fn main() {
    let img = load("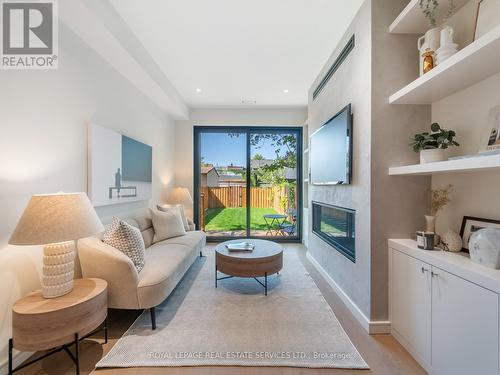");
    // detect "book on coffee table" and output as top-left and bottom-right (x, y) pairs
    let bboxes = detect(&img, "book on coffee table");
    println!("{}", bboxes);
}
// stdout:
(225, 242), (255, 252)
